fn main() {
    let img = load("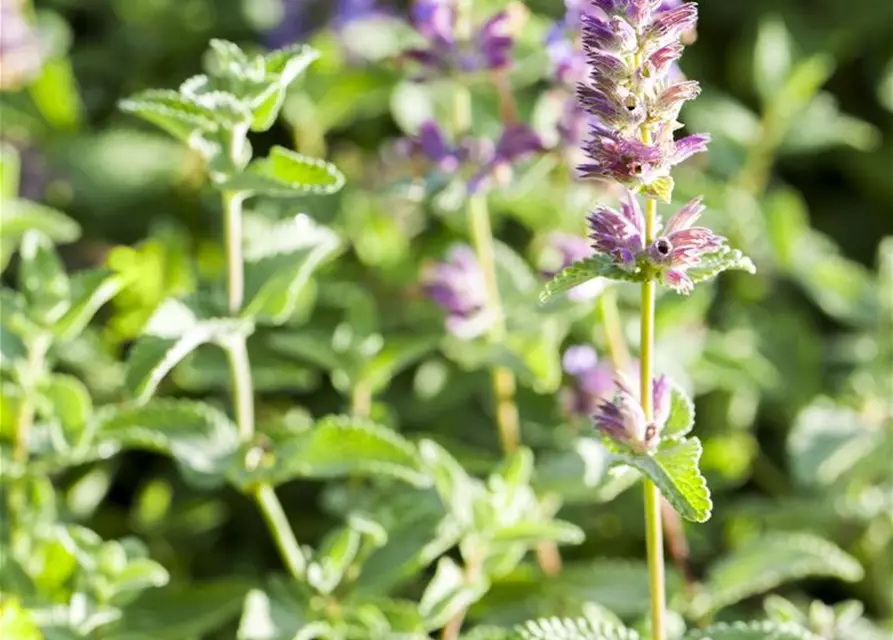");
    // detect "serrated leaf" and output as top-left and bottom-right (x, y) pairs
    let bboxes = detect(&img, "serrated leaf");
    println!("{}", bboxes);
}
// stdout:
(95, 400), (239, 488)
(223, 146), (345, 196)
(259, 416), (430, 488)
(125, 300), (253, 404)
(516, 617), (641, 640)
(0, 199), (80, 272)
(18, 231), (70, 320)
(787, 399), (880, 487)
(686, 247), (756, 285)
(613, 437), (712, 523)
(540, 255), (639, 303)
(685, 621), (820, 640)
(242, 214), (341, 324)
(491, 520), (585, 546)
(306, 526), (362, 595)
(41, 373), (92, 442)
(53, 269), (125, 341)
(418, 439), (483, 529)
(419, 557), (489, 630)
(113, 579), (250, 640)
(119, 89), (220, 140)
(690, 533), (865, 618)
(265, 44), (319, 88)
(662, 381), (695, 439)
